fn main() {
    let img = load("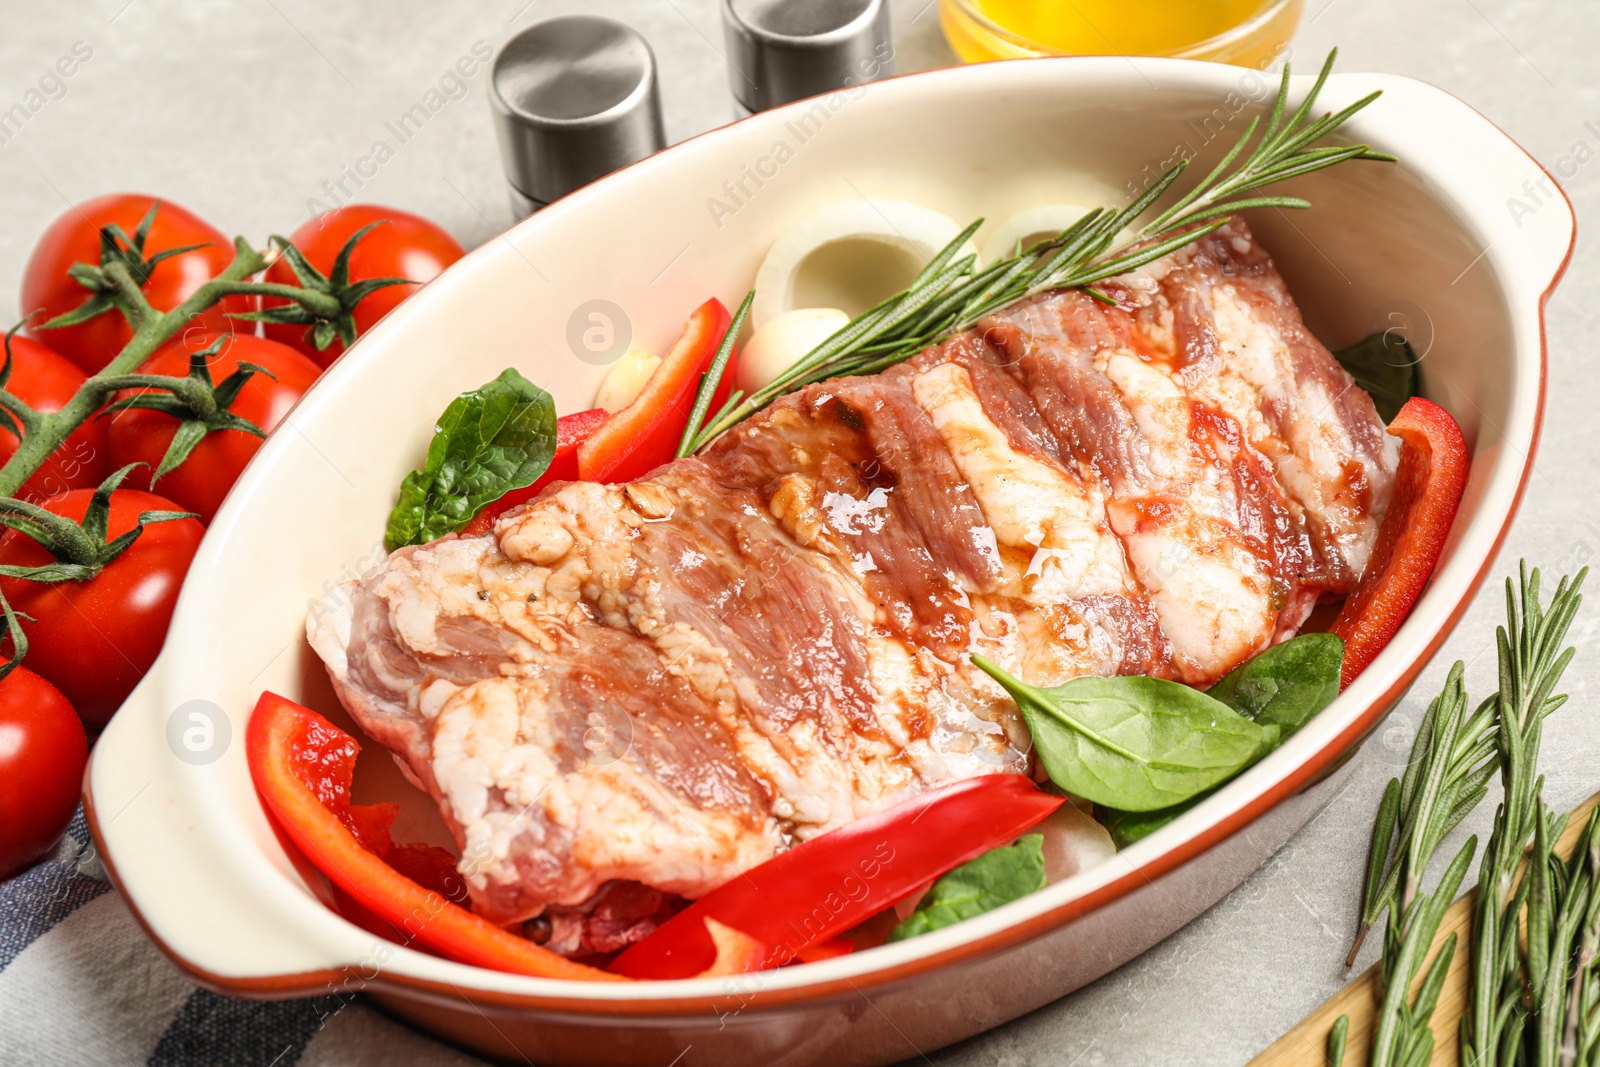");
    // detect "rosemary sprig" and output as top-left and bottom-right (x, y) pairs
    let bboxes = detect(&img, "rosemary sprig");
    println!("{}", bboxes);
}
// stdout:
(678, 48), (1393, 455)
(1462, 564), (1587, 1067)
(1350, 660), (1483, 1066)
(1372, 838), (1476, 1067)
(675, 290), (753, 459)
(1348, 666), (1498, 966)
